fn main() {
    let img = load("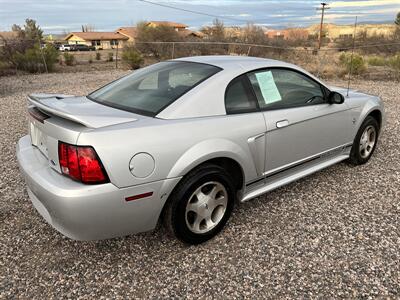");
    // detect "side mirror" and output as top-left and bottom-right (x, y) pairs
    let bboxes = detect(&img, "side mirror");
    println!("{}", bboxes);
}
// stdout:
(328, 91), (345, 104)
